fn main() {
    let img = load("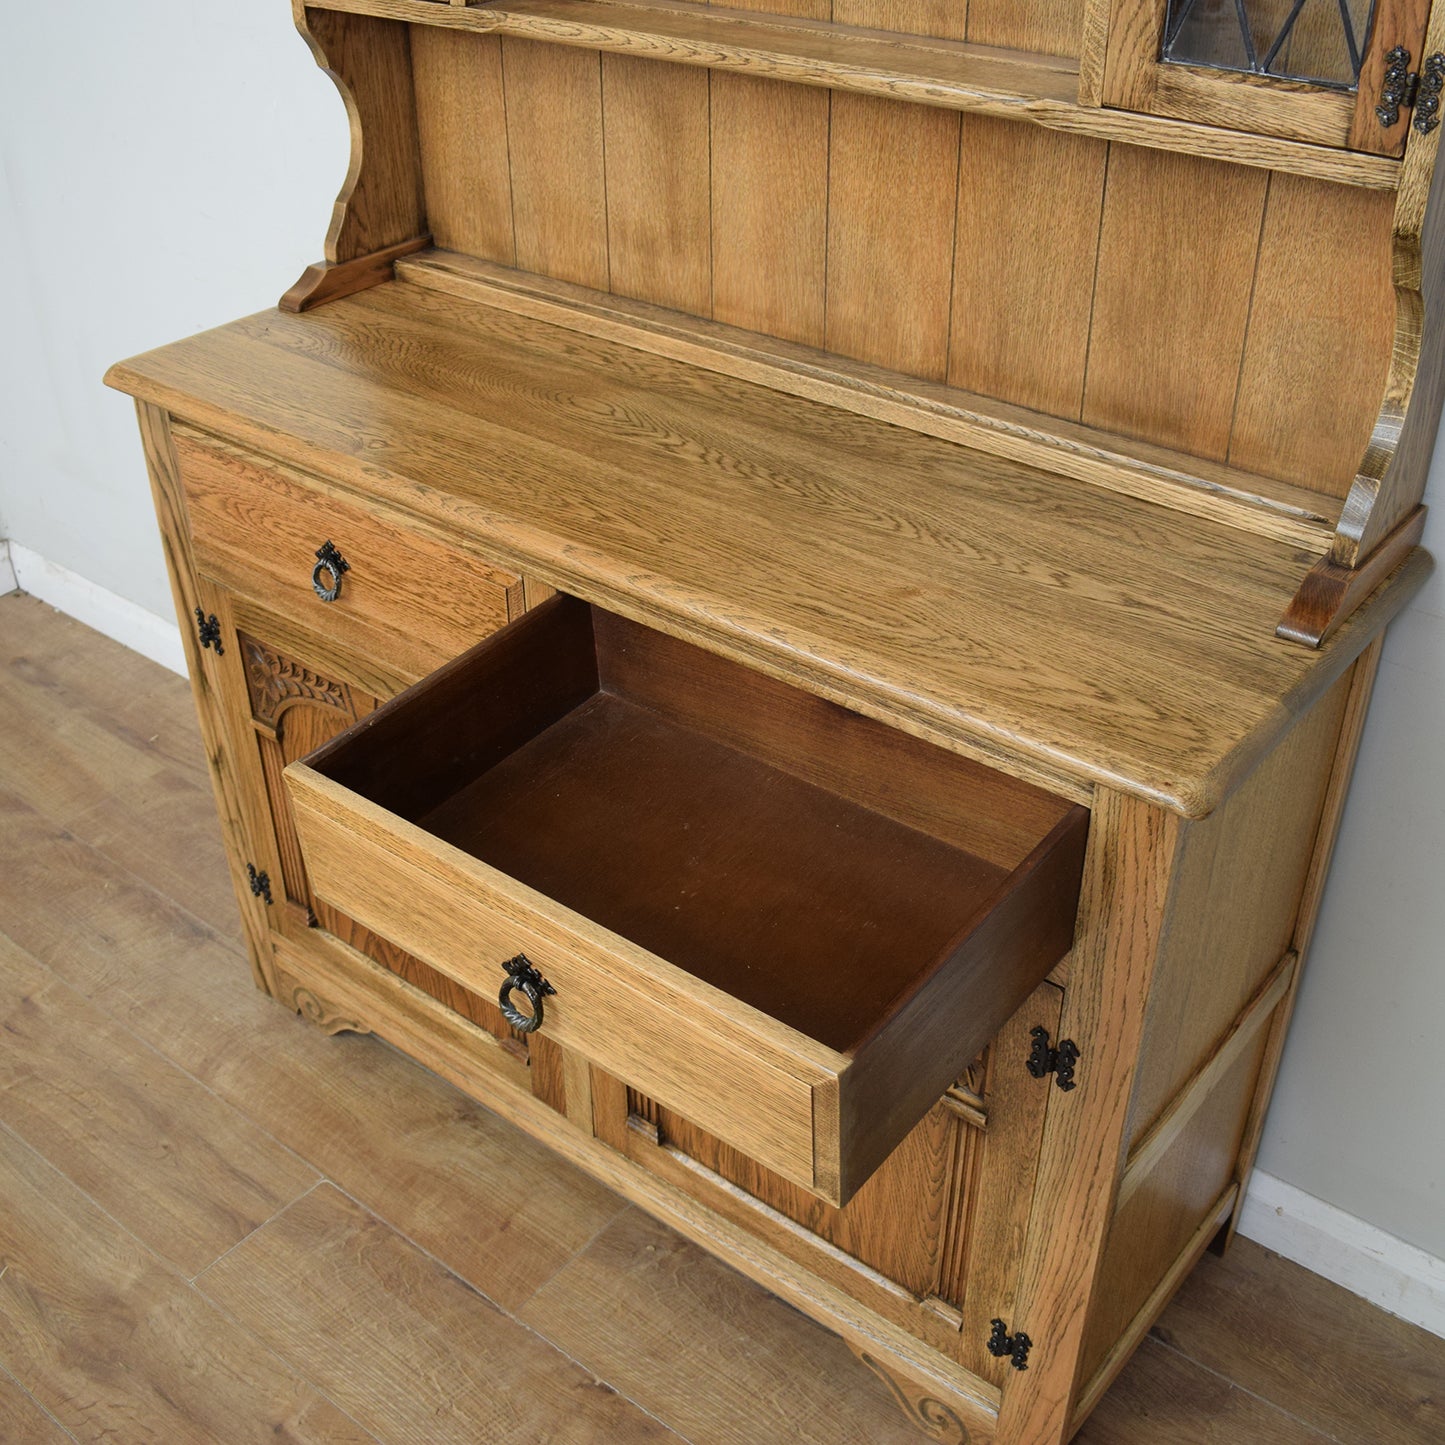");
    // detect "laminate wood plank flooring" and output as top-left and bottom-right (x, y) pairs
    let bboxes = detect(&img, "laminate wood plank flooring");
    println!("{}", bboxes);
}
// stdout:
(1, 589), (1442, 1444)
